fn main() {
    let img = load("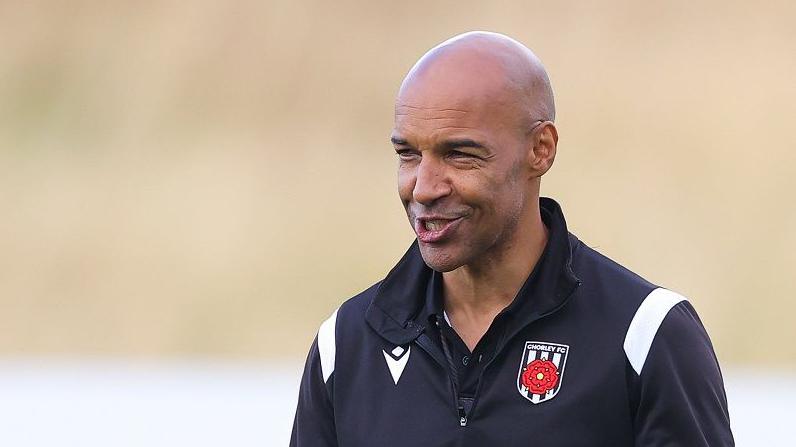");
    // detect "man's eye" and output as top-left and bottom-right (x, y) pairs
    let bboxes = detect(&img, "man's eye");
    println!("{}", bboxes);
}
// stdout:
(448, 150), (477, 159)
(396, 150), (419, 160)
